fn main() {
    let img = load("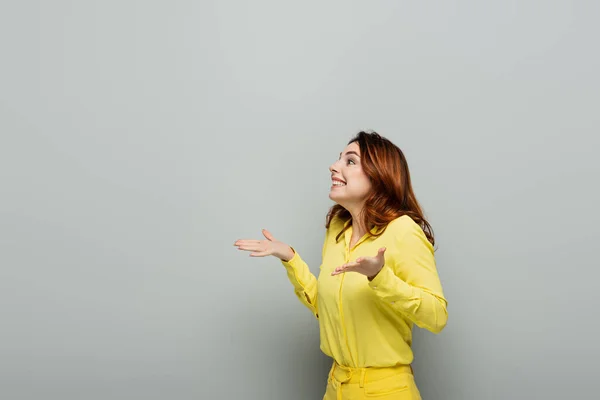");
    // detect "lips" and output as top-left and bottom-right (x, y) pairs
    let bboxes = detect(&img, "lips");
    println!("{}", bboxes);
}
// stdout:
(331, 177), (346, 186)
